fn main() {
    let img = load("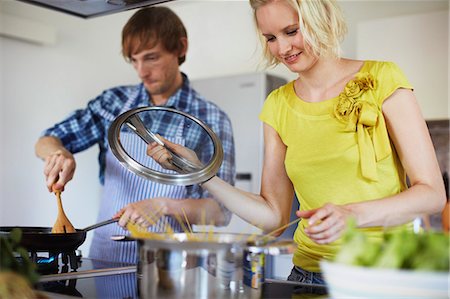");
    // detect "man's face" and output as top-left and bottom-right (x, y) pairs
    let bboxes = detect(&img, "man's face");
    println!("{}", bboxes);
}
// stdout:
(130, 41), (182, 100)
